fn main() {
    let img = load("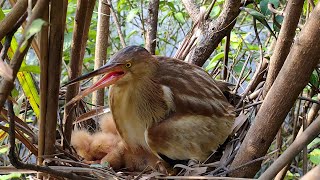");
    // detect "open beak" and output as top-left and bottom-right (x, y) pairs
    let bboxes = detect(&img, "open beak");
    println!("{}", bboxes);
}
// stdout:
(64, 63), (125, 106)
